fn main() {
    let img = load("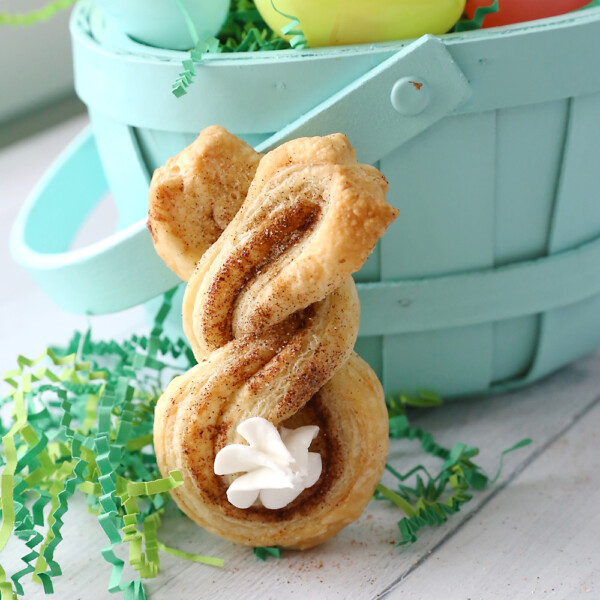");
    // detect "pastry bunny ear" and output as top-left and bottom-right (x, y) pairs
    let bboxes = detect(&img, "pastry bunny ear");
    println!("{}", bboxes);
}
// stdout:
(148, 125), (262, 282)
